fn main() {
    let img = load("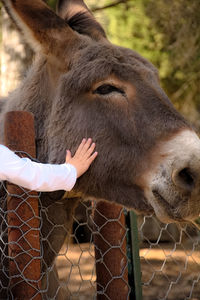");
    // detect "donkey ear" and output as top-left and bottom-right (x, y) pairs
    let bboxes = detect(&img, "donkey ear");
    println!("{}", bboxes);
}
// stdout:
(57, 0), (107, 41)
(2, 0), (80, 55)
